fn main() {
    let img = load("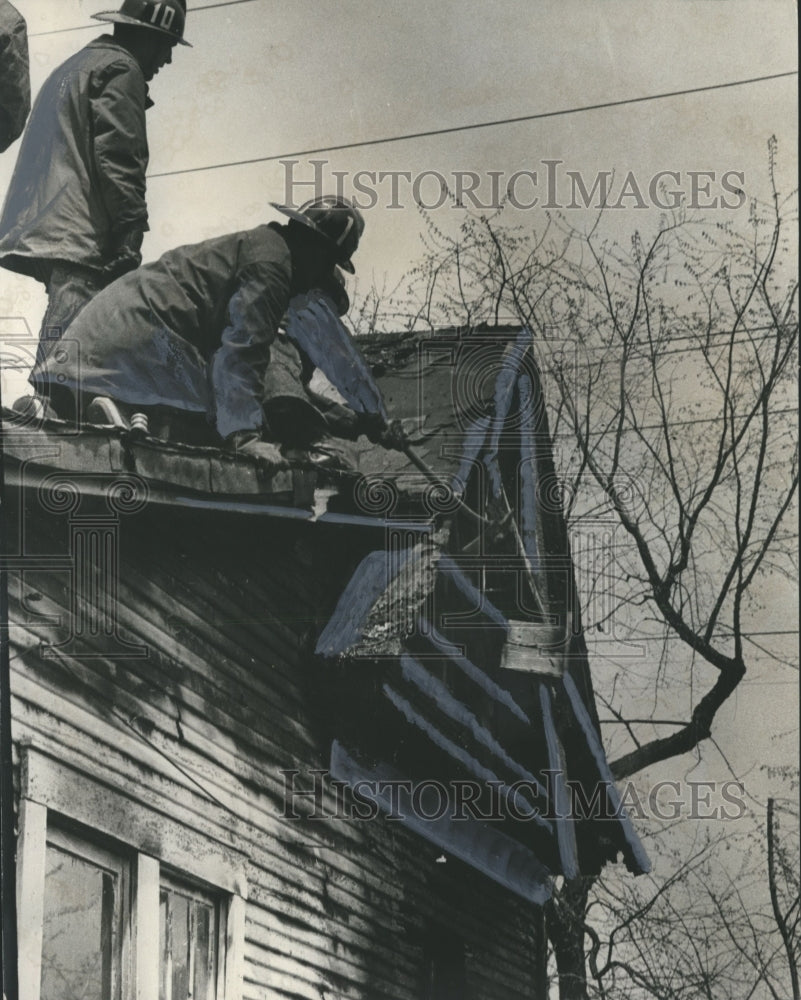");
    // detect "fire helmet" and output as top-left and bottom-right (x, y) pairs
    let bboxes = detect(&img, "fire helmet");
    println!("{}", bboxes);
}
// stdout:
(92, 0), (191, 47)
(271, 196), (365, 274)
